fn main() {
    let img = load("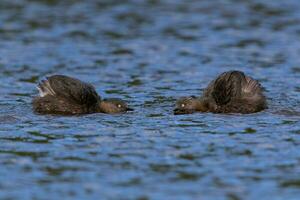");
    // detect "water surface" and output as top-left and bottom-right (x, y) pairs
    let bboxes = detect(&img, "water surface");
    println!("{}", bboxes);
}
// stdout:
(0, 0), (300, 199)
